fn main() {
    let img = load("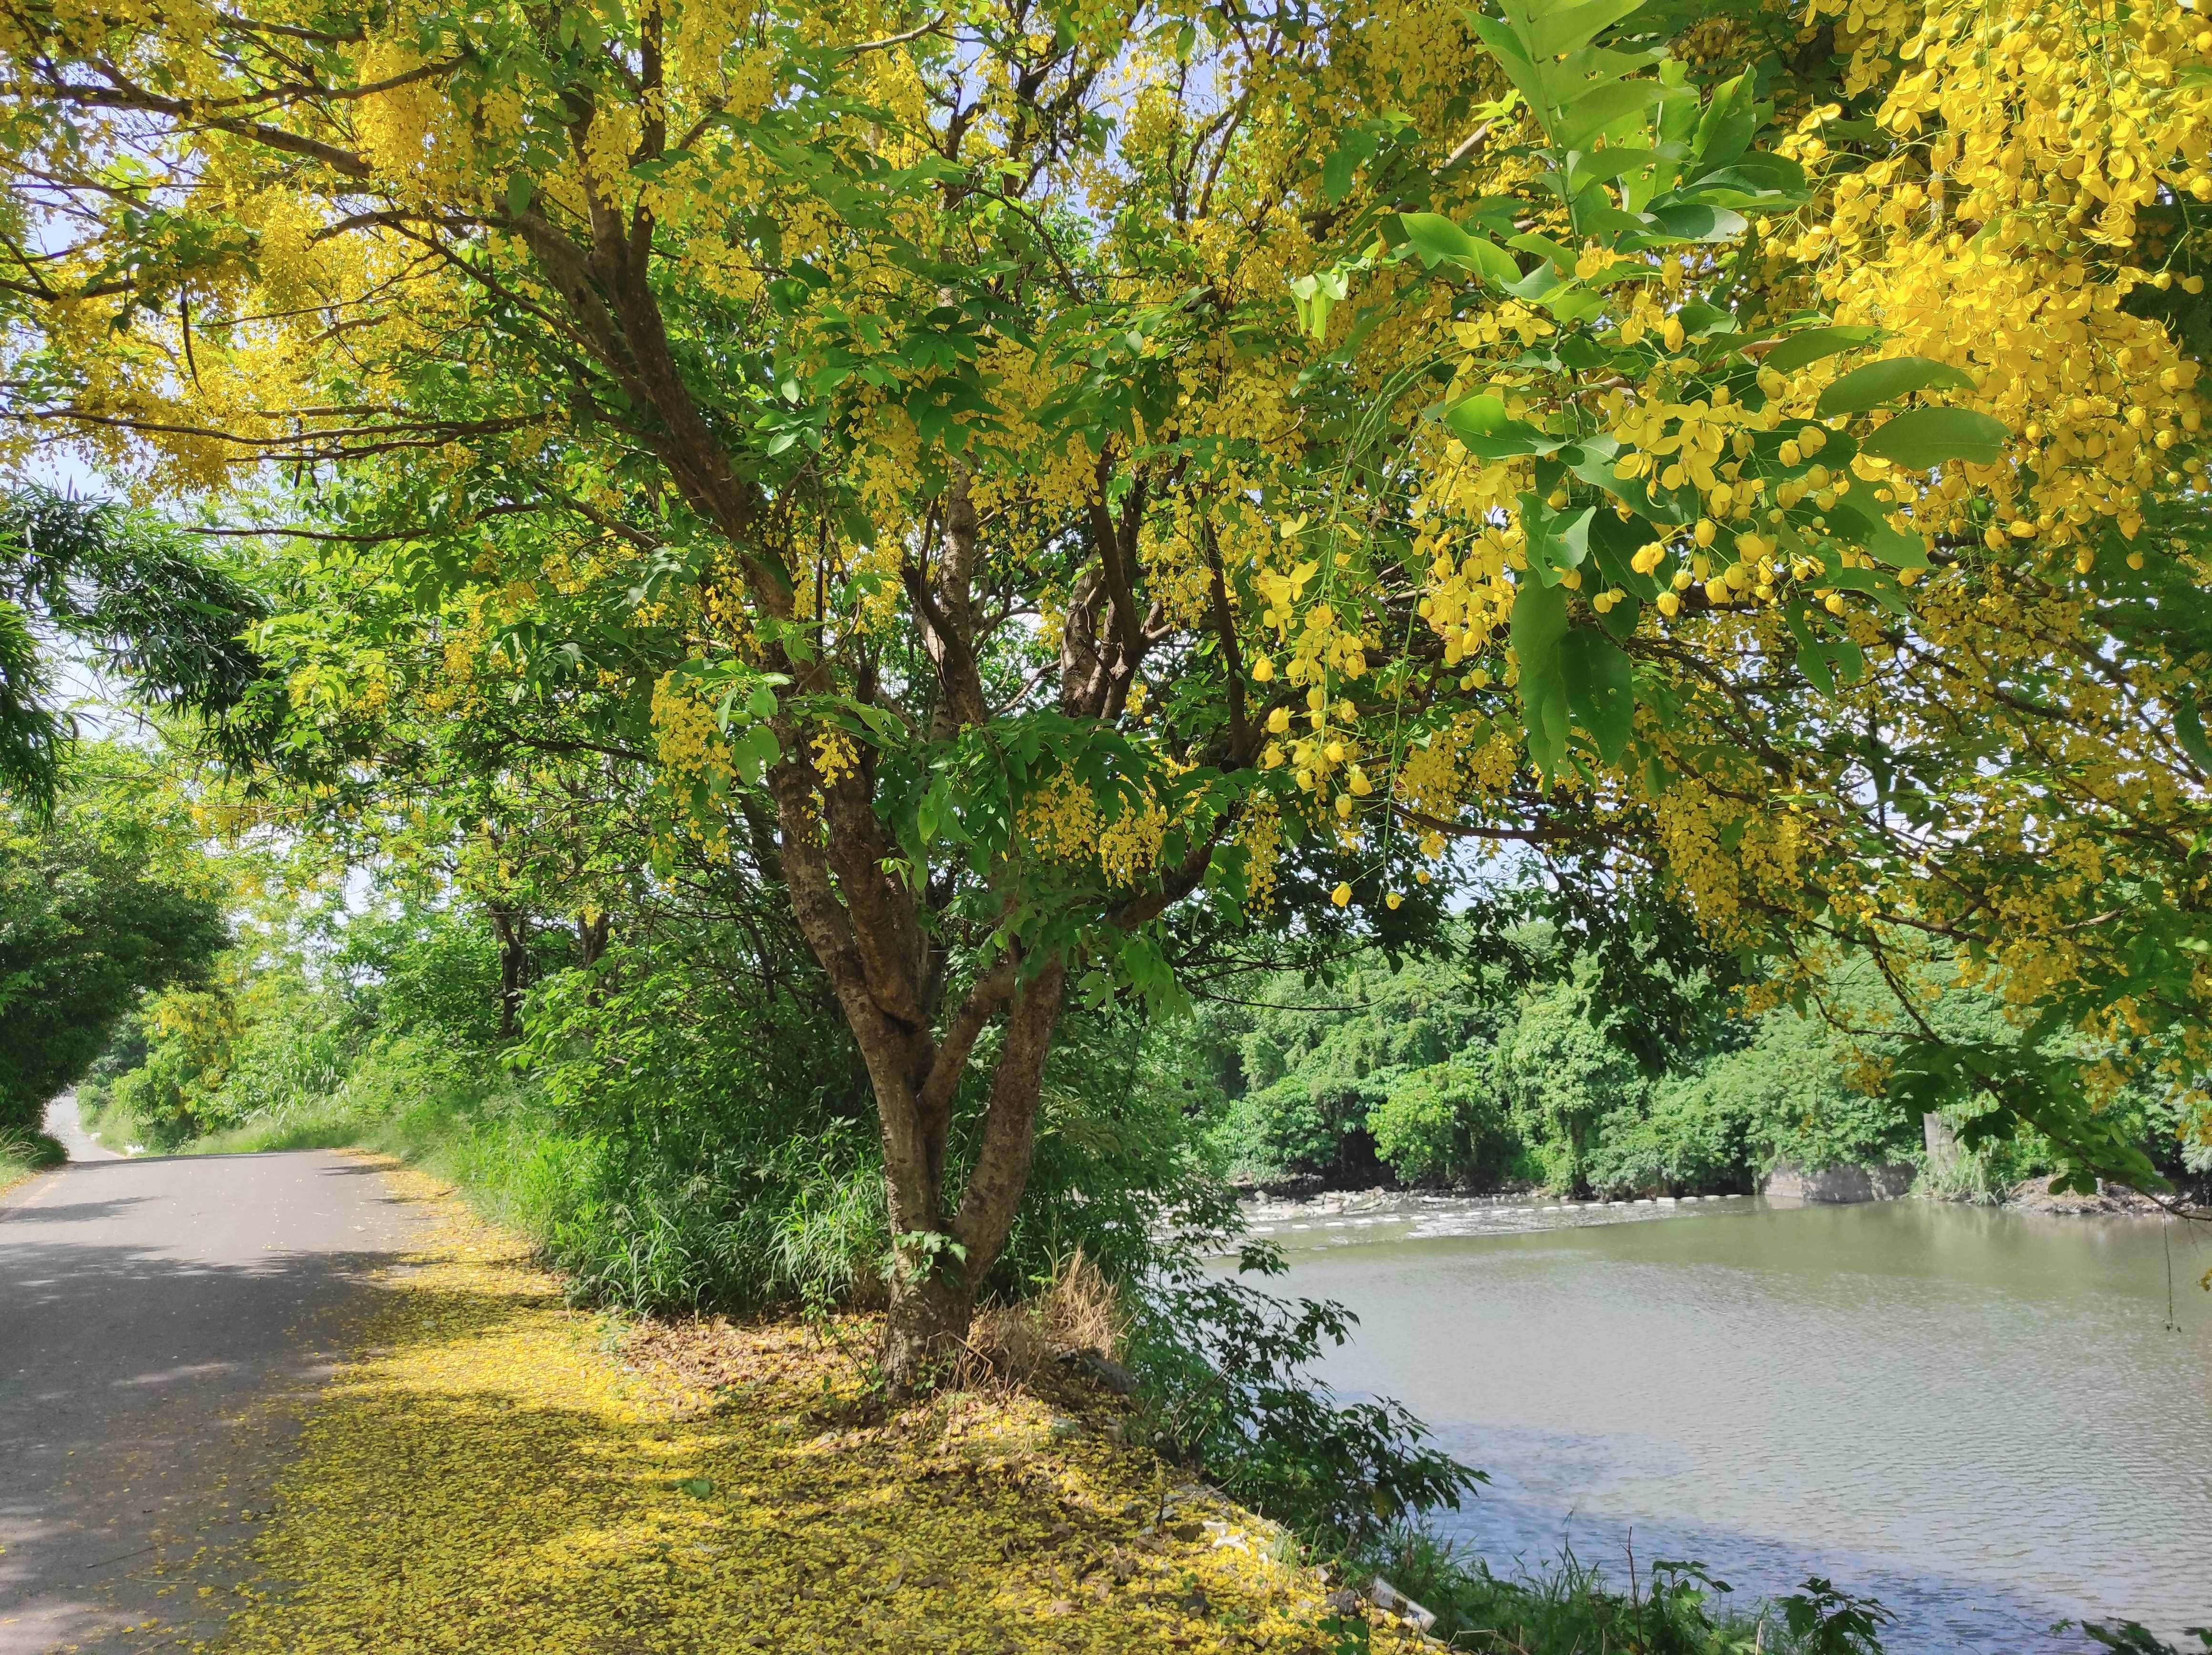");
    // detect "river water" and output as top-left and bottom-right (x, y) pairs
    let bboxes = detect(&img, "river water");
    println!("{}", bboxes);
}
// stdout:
(1240, 1192), (2212, 1652)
